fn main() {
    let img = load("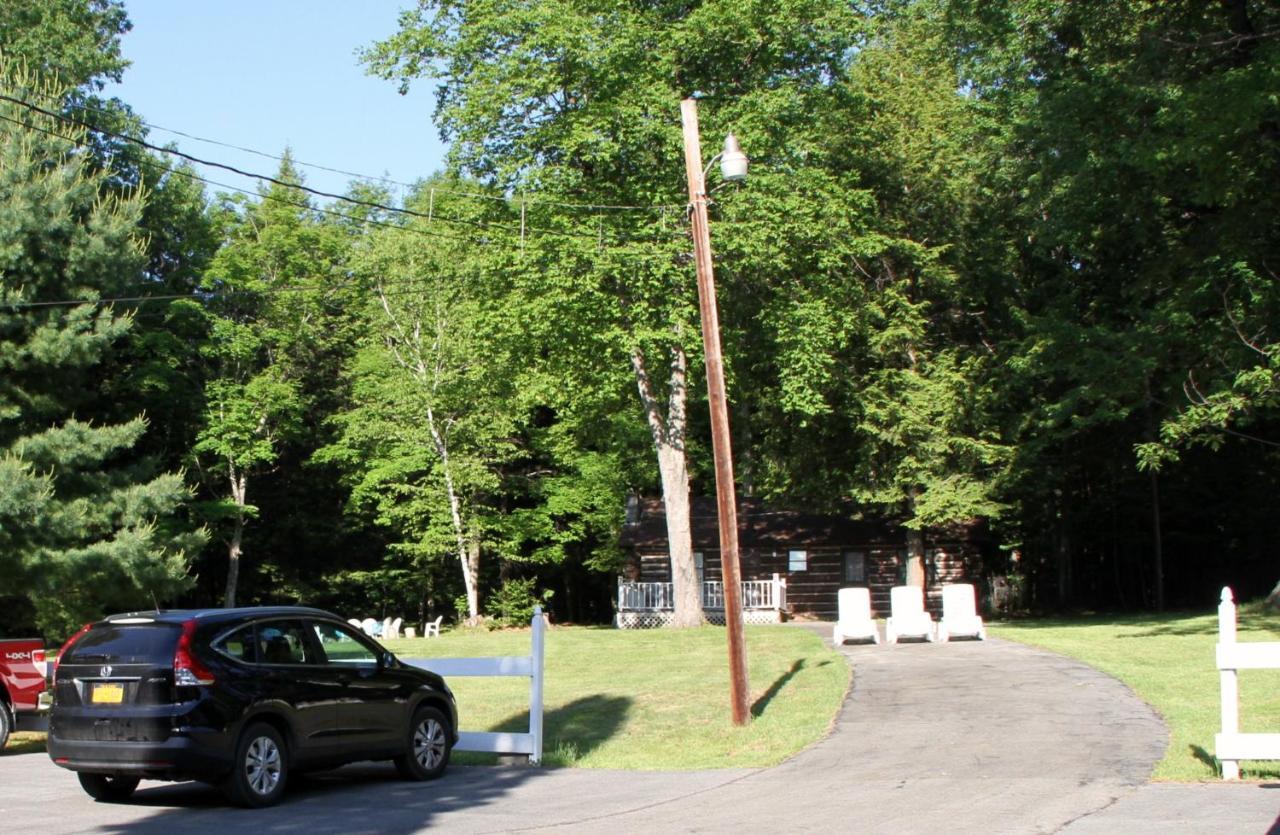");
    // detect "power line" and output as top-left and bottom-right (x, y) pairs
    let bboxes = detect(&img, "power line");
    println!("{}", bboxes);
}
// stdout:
(42, 89), (683, 214)
(0, 91), (646, 244)
(0, 101), (691, 312)
(0, 108), (505, 250)
(0, 139), (684, 312)
(0, 103), (691, 261)
(0, 260), (647, 313)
